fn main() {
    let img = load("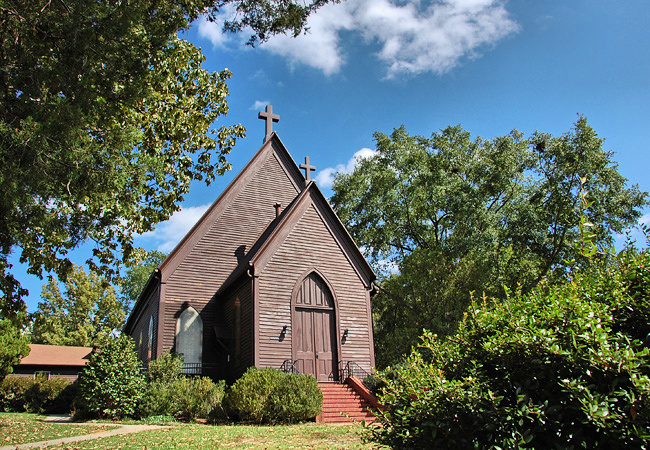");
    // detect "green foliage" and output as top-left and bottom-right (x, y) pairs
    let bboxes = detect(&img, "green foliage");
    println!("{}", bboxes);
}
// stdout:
(146, 350), (183, 383)
(213, 0), (339, 46)
(175, 377), (227, 422)
(31, 265), (128, 347)
(0, 0), (246, 318)
(118, 250), (167, 308)
(139, 376), (226, 422)
(331, 118), (648, 367)
(139, 351), (225, 422)
(267, 372), (323, 424)
(371, 250), (650, 449)
(226, 367), (322, 424)
(0, 319), (30, 379)
(0, 376), (76, 414)
(75, 335), (143, 420)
